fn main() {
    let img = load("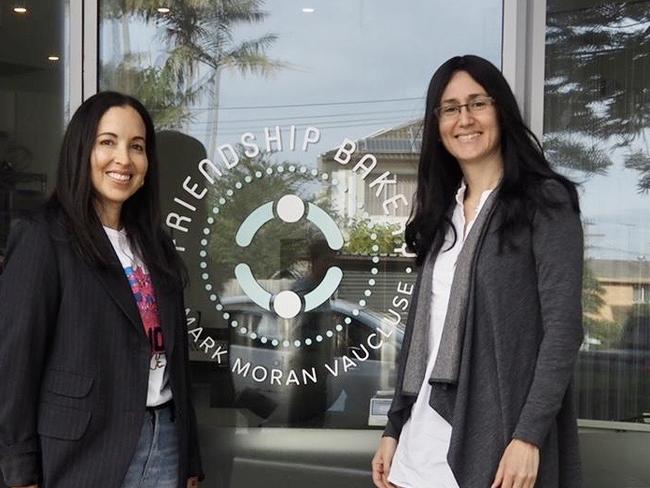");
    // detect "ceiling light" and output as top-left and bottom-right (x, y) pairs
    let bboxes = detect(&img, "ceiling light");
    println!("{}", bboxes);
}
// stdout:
(157, 7), (171, 13)
(48, 56), (60, 61)
(302, 7), (315, 13)
(13, 7), (28, 14)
